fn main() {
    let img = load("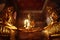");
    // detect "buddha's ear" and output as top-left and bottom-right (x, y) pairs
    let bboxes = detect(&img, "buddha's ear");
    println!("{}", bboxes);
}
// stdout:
(13, 11), (17, 20)
(0, 3), (5, 12)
